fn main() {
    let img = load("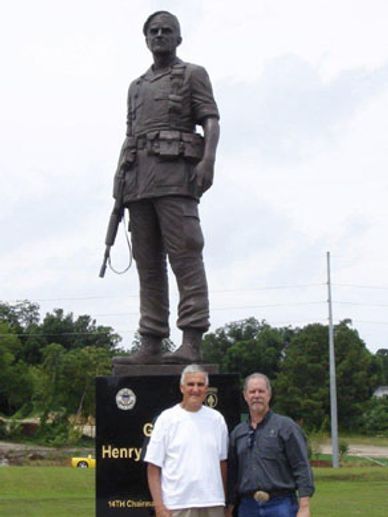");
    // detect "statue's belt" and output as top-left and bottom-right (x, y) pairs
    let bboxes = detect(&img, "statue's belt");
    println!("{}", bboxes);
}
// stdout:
(129, 131), (204, 161)
(247, 489), (295, 503)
